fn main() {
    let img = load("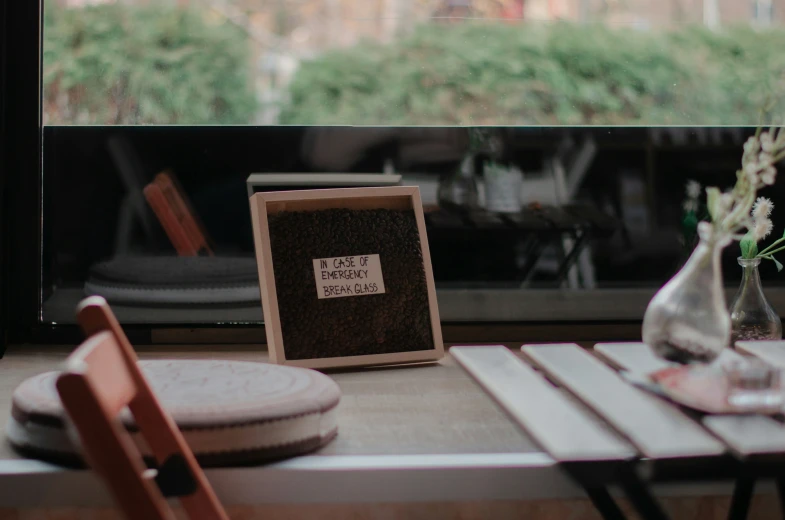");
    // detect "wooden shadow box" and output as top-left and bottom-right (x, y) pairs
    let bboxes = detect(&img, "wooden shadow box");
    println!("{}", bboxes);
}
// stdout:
(250, 187), (444, 369)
